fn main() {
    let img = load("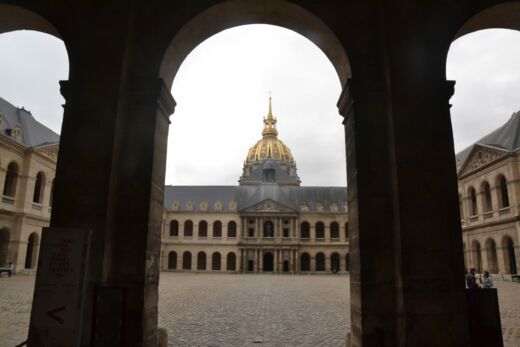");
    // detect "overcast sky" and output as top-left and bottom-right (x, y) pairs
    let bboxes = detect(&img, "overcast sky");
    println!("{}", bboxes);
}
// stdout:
(0, 26), (519, 186)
